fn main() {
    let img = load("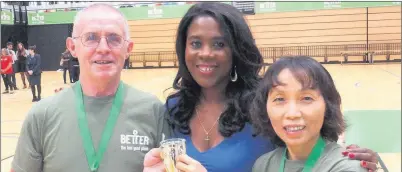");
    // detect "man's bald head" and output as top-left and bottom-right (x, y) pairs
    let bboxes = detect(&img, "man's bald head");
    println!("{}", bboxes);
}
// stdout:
(72, 3), (130, 39)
